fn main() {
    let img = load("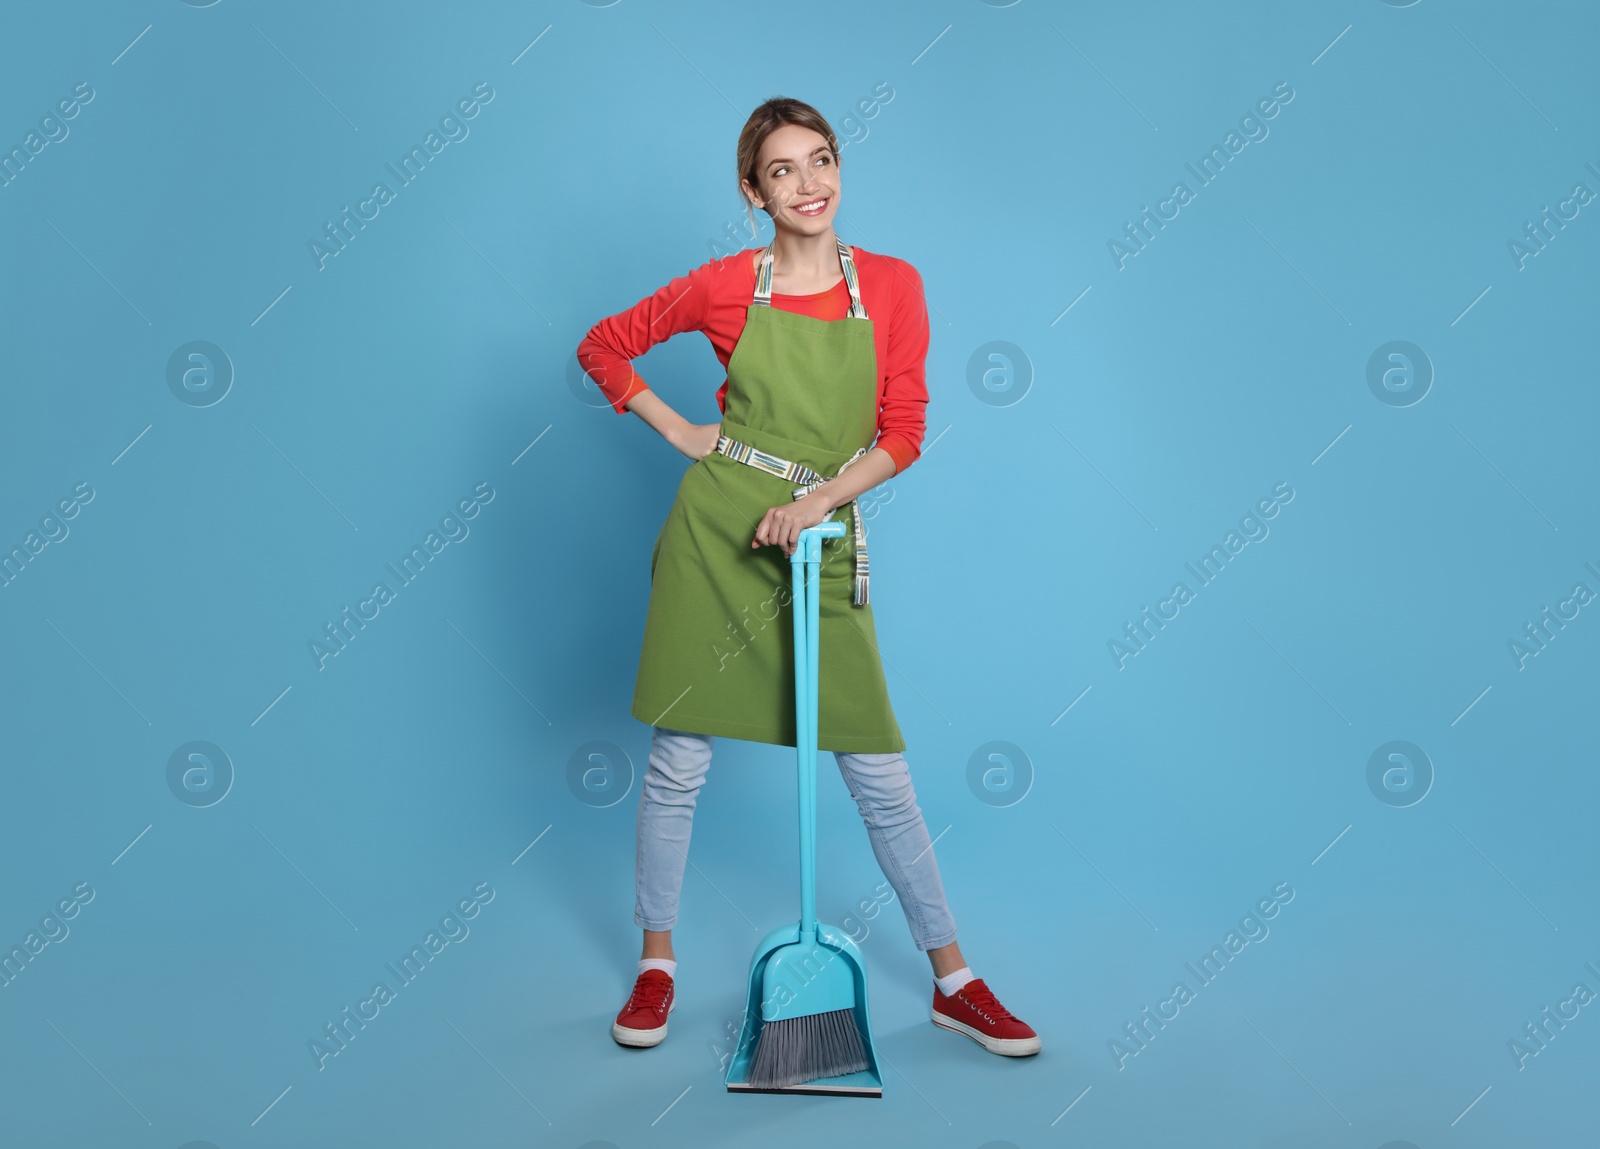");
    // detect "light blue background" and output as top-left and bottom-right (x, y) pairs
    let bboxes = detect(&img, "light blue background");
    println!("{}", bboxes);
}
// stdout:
(1, 1), (1596, 1147)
